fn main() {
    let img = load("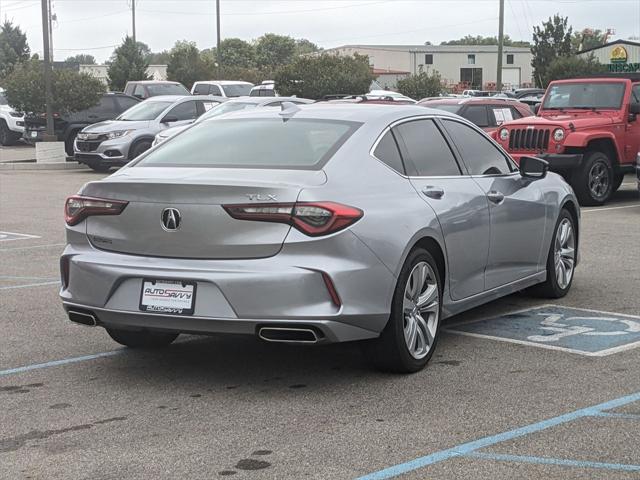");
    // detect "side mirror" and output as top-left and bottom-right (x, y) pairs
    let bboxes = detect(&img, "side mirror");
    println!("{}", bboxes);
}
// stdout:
(629, 103), (640, 122)
(162, 115), (179, 123)
(133, 94), (144, 99)
(533, 103), (541, 115)
(520, 156), (549, 179)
